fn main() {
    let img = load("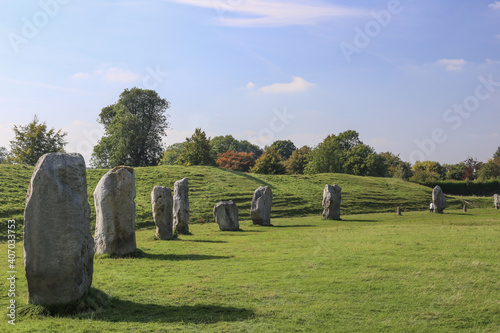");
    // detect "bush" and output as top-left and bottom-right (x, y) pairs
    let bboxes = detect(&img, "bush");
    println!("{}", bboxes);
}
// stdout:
(416, 180), (500, 196)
